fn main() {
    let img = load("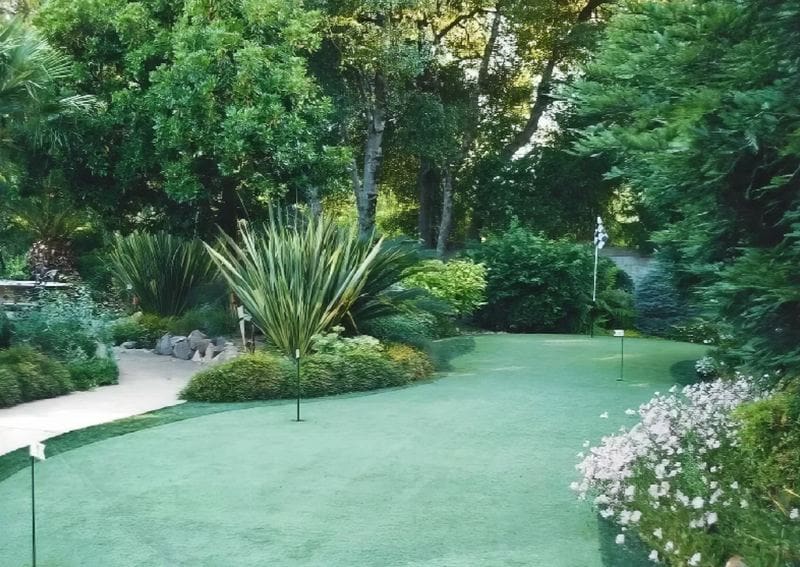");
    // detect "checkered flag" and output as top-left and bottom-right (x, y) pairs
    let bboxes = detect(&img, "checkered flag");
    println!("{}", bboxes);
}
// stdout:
(593, 216), (608, 250)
